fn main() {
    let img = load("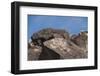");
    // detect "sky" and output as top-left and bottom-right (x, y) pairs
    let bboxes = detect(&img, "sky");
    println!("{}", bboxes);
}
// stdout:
(28, 15), (88, 39)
